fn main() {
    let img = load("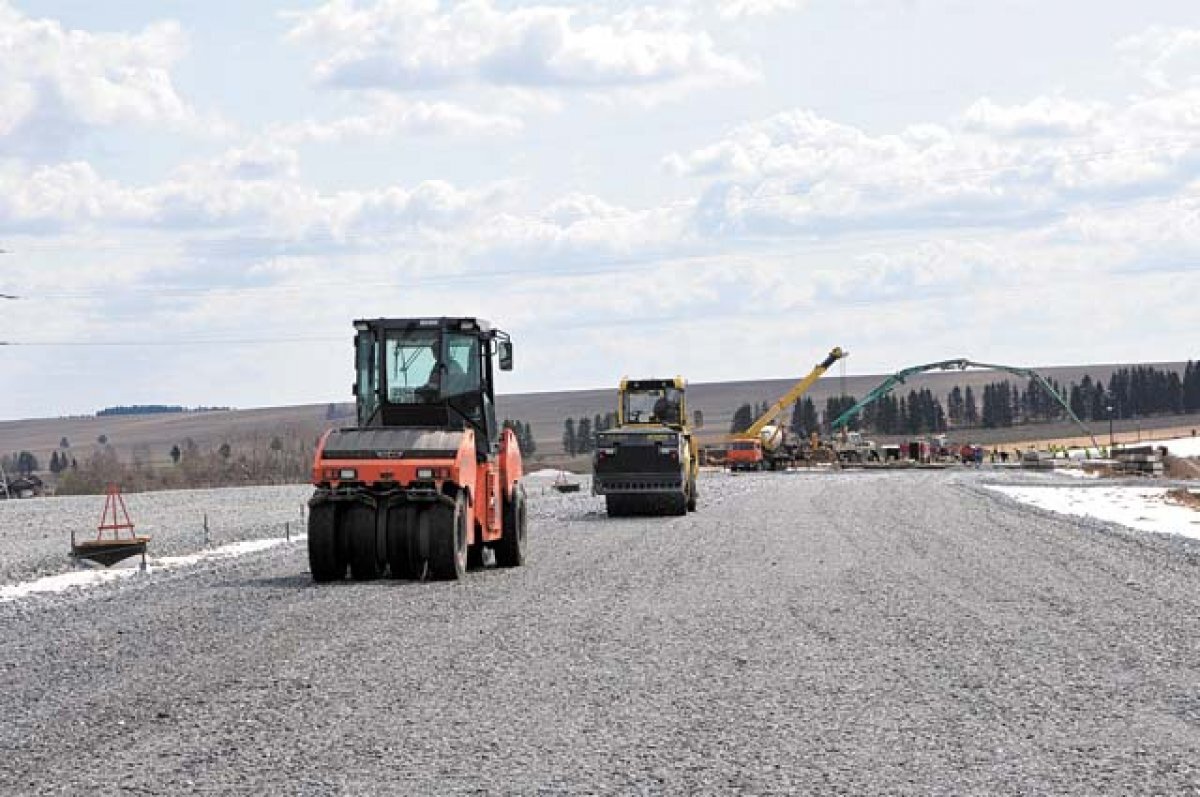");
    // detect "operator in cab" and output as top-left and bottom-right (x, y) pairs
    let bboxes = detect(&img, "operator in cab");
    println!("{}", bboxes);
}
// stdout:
(653, 391), (681, 425)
